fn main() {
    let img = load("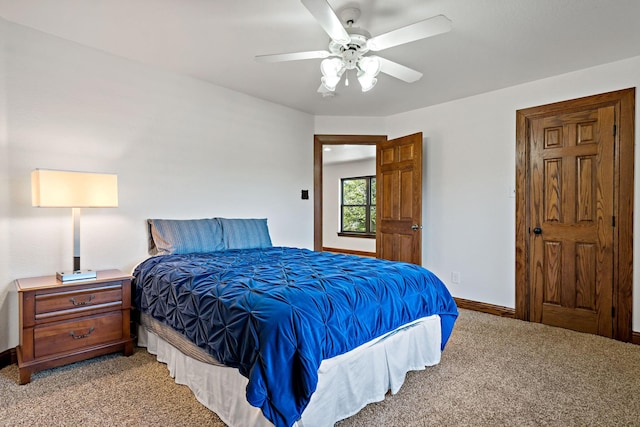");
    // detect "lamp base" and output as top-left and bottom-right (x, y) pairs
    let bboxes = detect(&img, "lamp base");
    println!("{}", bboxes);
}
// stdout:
(56, 270), (97, 282)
